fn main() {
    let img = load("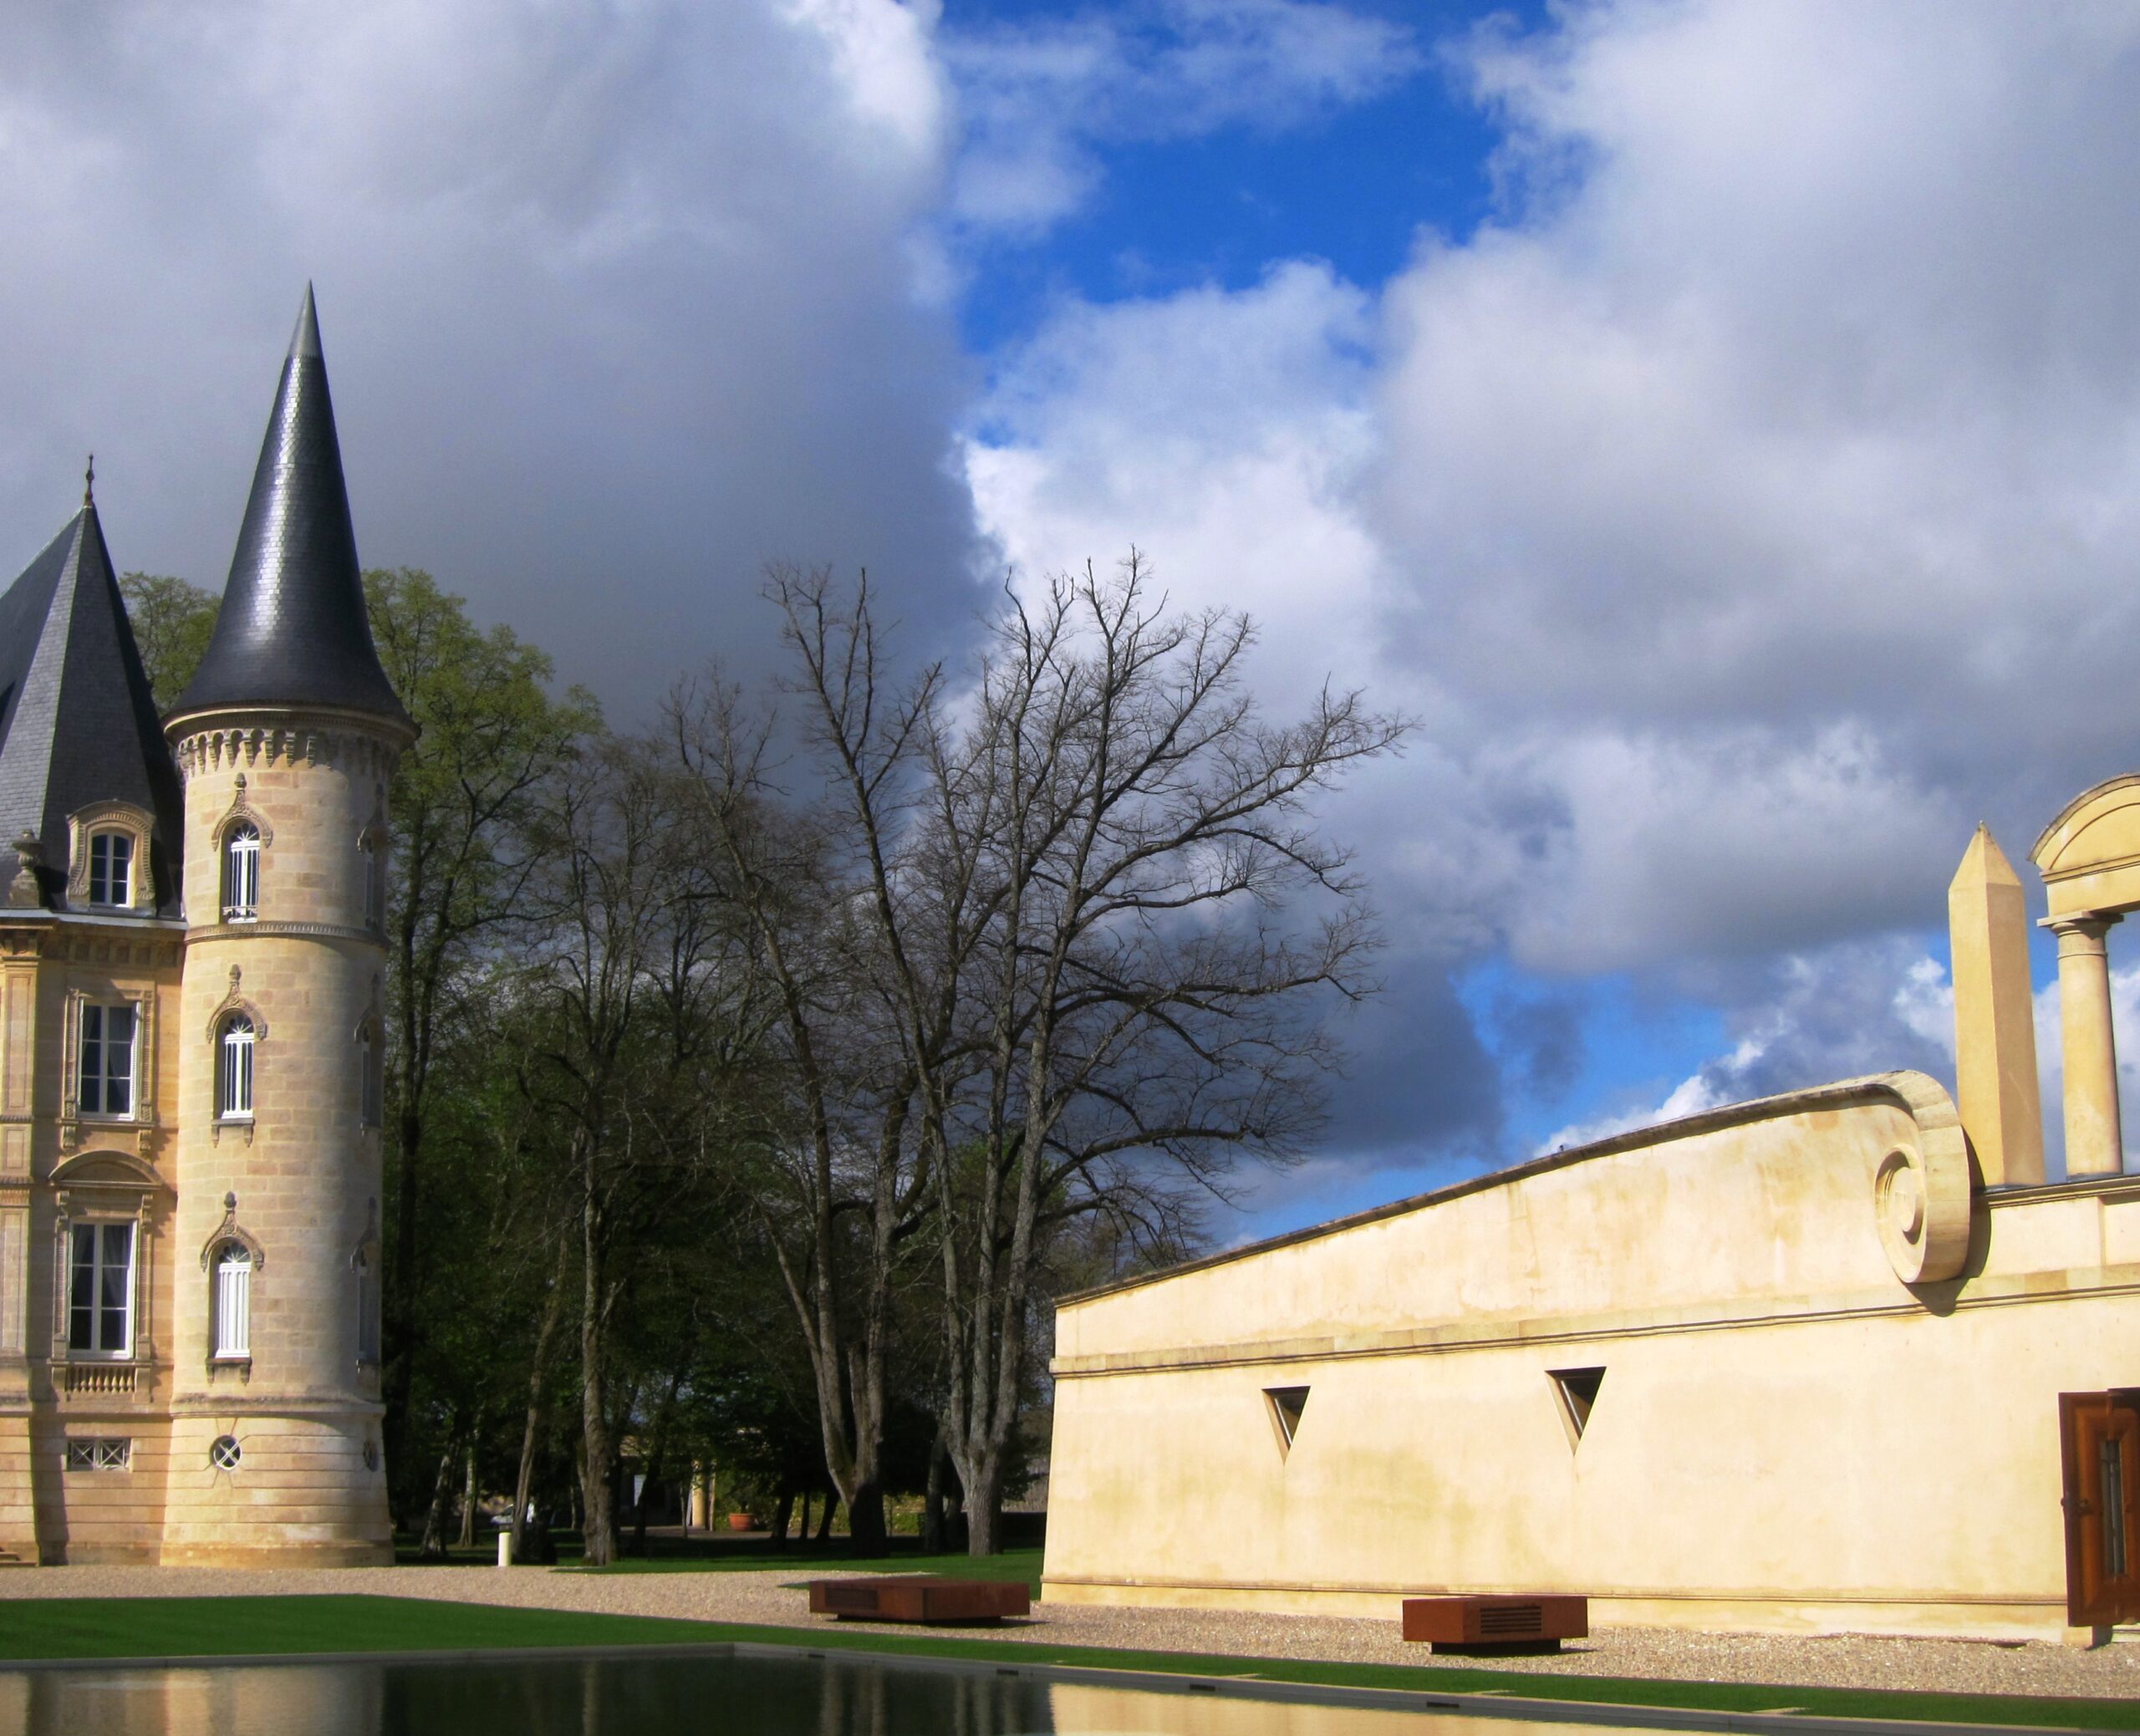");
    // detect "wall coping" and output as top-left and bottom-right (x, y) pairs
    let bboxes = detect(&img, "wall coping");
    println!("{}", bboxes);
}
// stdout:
(1057, 1070), (1956, 1309)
